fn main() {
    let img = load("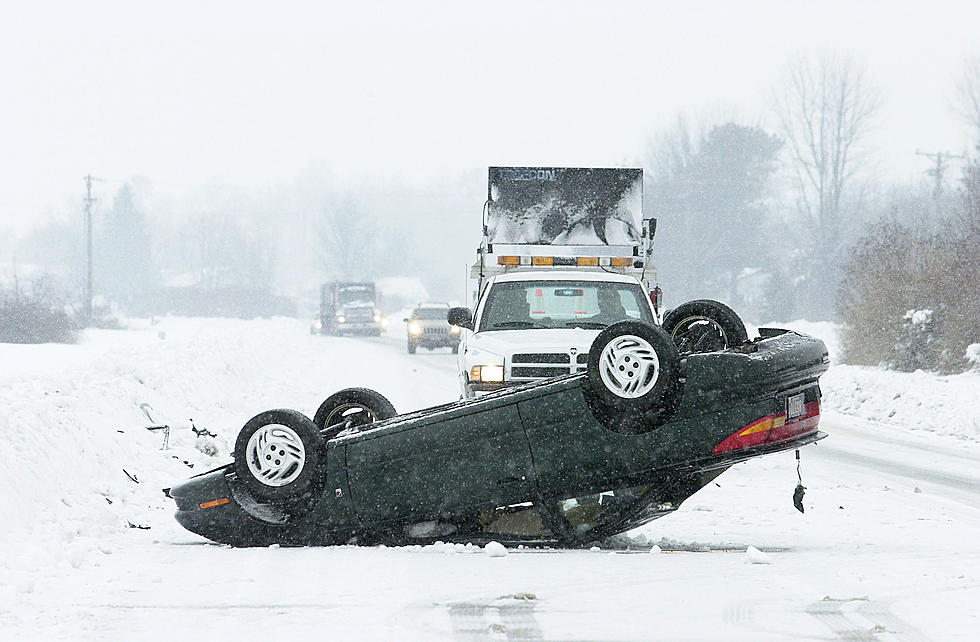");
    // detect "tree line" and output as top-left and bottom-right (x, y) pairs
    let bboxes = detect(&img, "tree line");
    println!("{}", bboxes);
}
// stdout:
(645, 53), (979, 373)
(4, 52), (979, 373)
